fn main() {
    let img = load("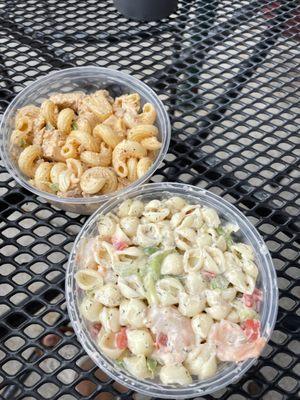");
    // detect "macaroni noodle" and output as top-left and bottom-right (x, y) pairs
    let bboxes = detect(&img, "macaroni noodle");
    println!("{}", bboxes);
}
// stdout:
(18, 145), (42, 178)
